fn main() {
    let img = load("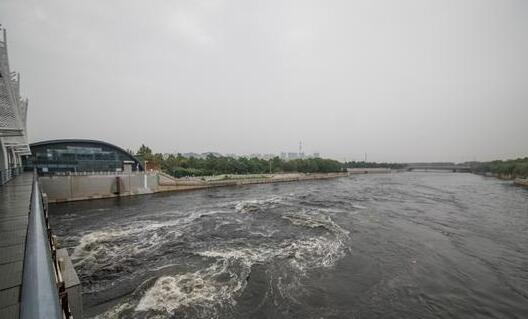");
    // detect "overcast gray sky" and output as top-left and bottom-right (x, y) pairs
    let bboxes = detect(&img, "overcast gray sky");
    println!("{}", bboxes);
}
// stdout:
(1, 0), (527, 162)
